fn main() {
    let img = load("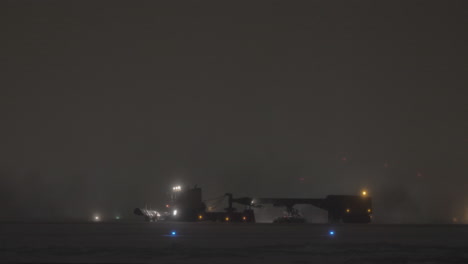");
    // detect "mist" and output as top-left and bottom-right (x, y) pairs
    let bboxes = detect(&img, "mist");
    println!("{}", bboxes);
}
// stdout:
(1, 1), (466, 223)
